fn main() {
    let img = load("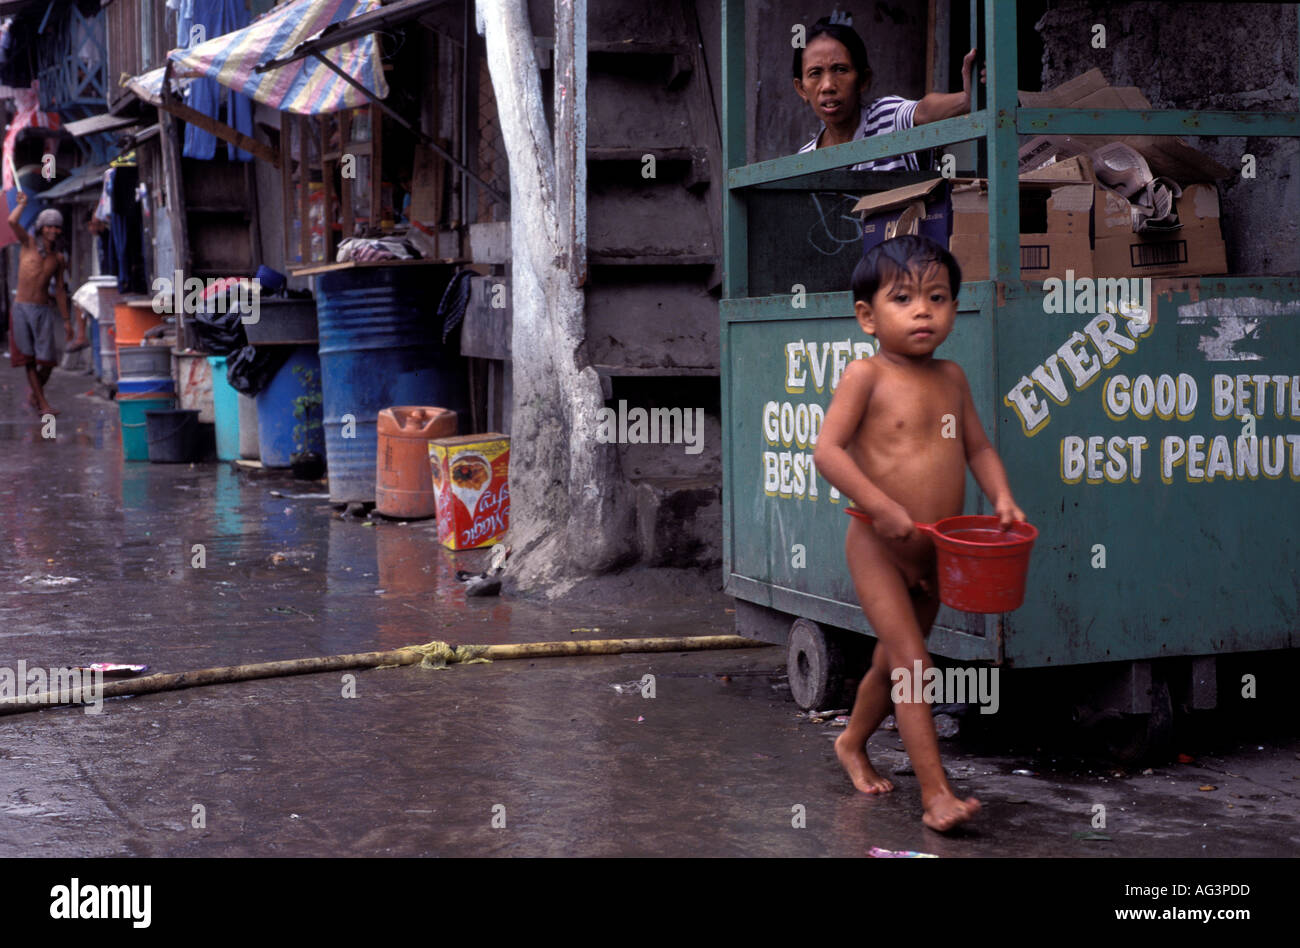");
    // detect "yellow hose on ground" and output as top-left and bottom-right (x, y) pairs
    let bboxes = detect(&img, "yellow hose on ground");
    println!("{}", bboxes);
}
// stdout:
(0, 635), (769, 716)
